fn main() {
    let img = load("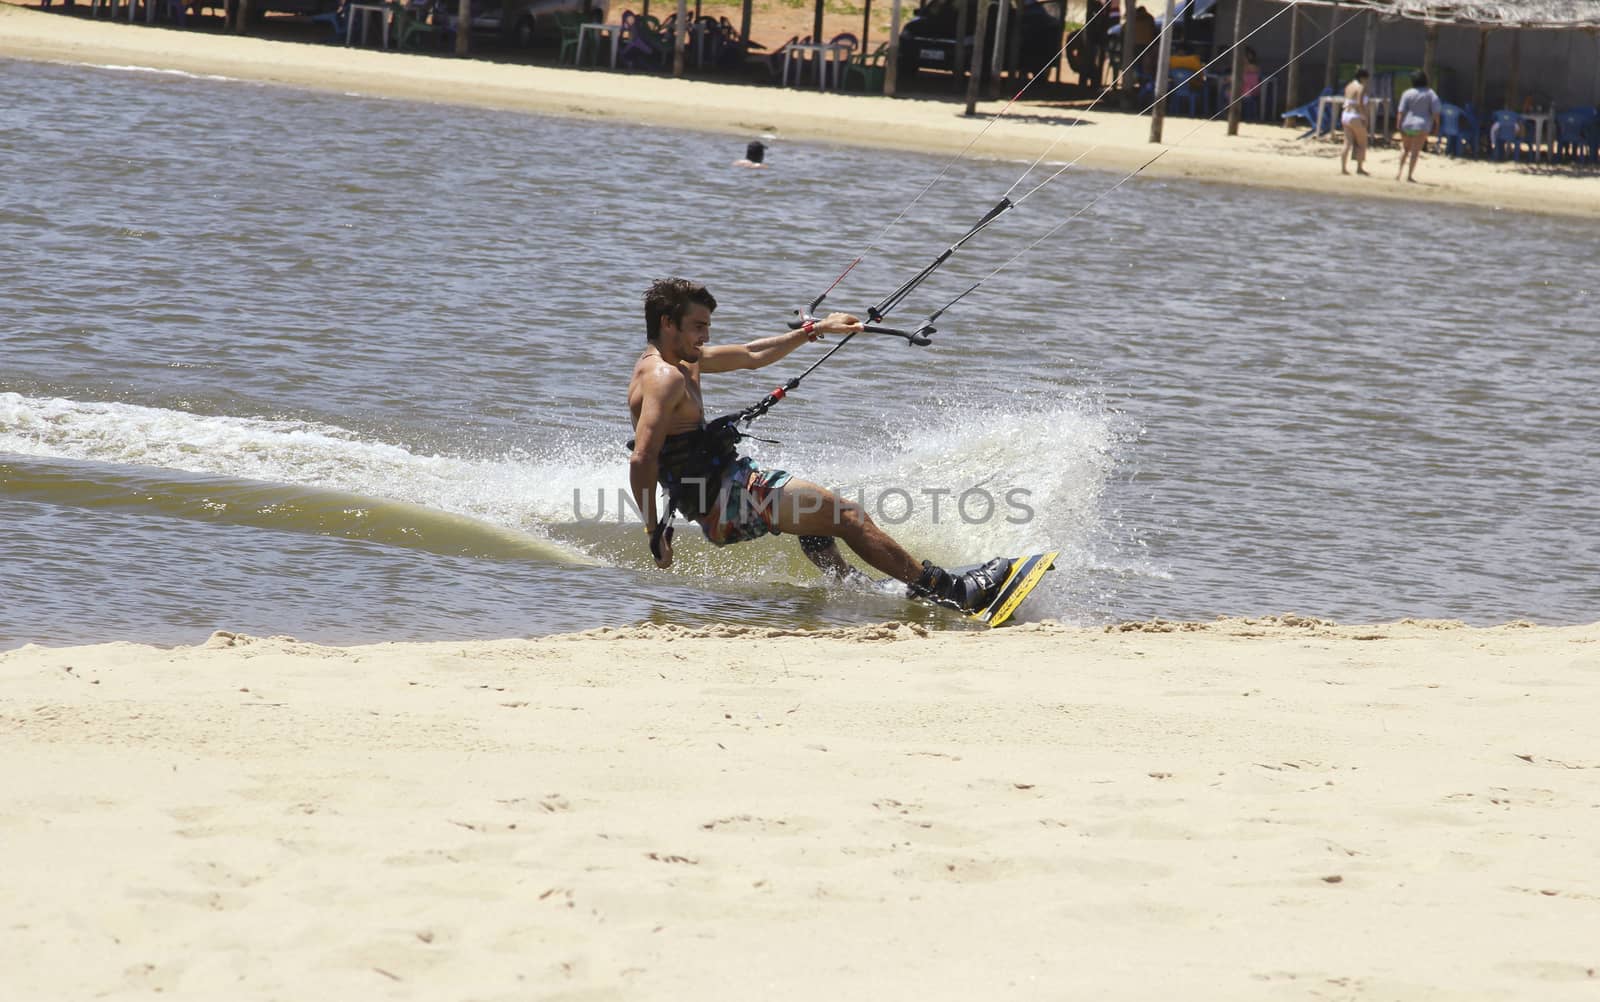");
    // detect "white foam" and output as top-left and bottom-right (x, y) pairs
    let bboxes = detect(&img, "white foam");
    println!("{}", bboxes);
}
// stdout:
(0, 392), (608, 537)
